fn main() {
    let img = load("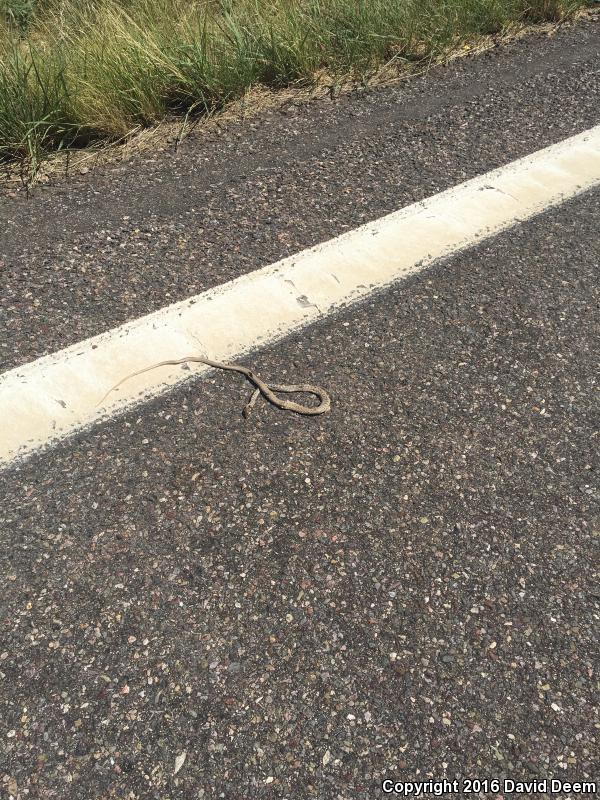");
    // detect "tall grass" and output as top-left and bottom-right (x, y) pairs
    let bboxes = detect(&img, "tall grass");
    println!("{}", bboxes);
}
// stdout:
(0, 0), (588, 168)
